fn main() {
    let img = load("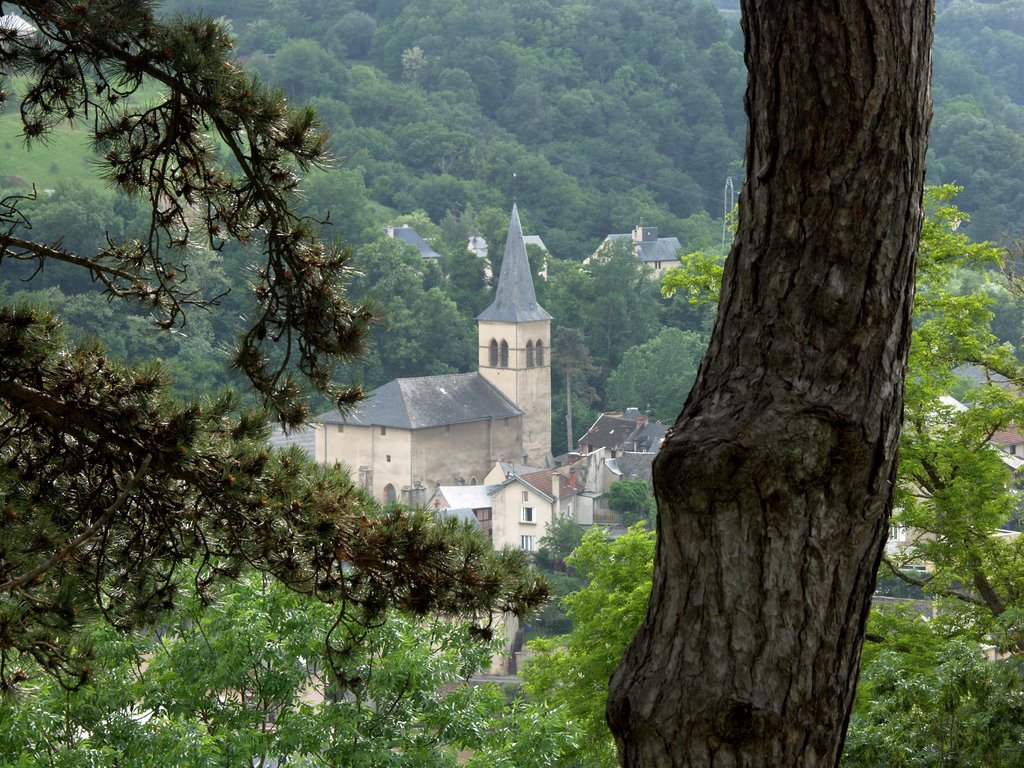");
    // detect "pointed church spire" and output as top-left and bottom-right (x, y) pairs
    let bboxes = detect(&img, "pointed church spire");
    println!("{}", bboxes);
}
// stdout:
(477, 204), (552, 322)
